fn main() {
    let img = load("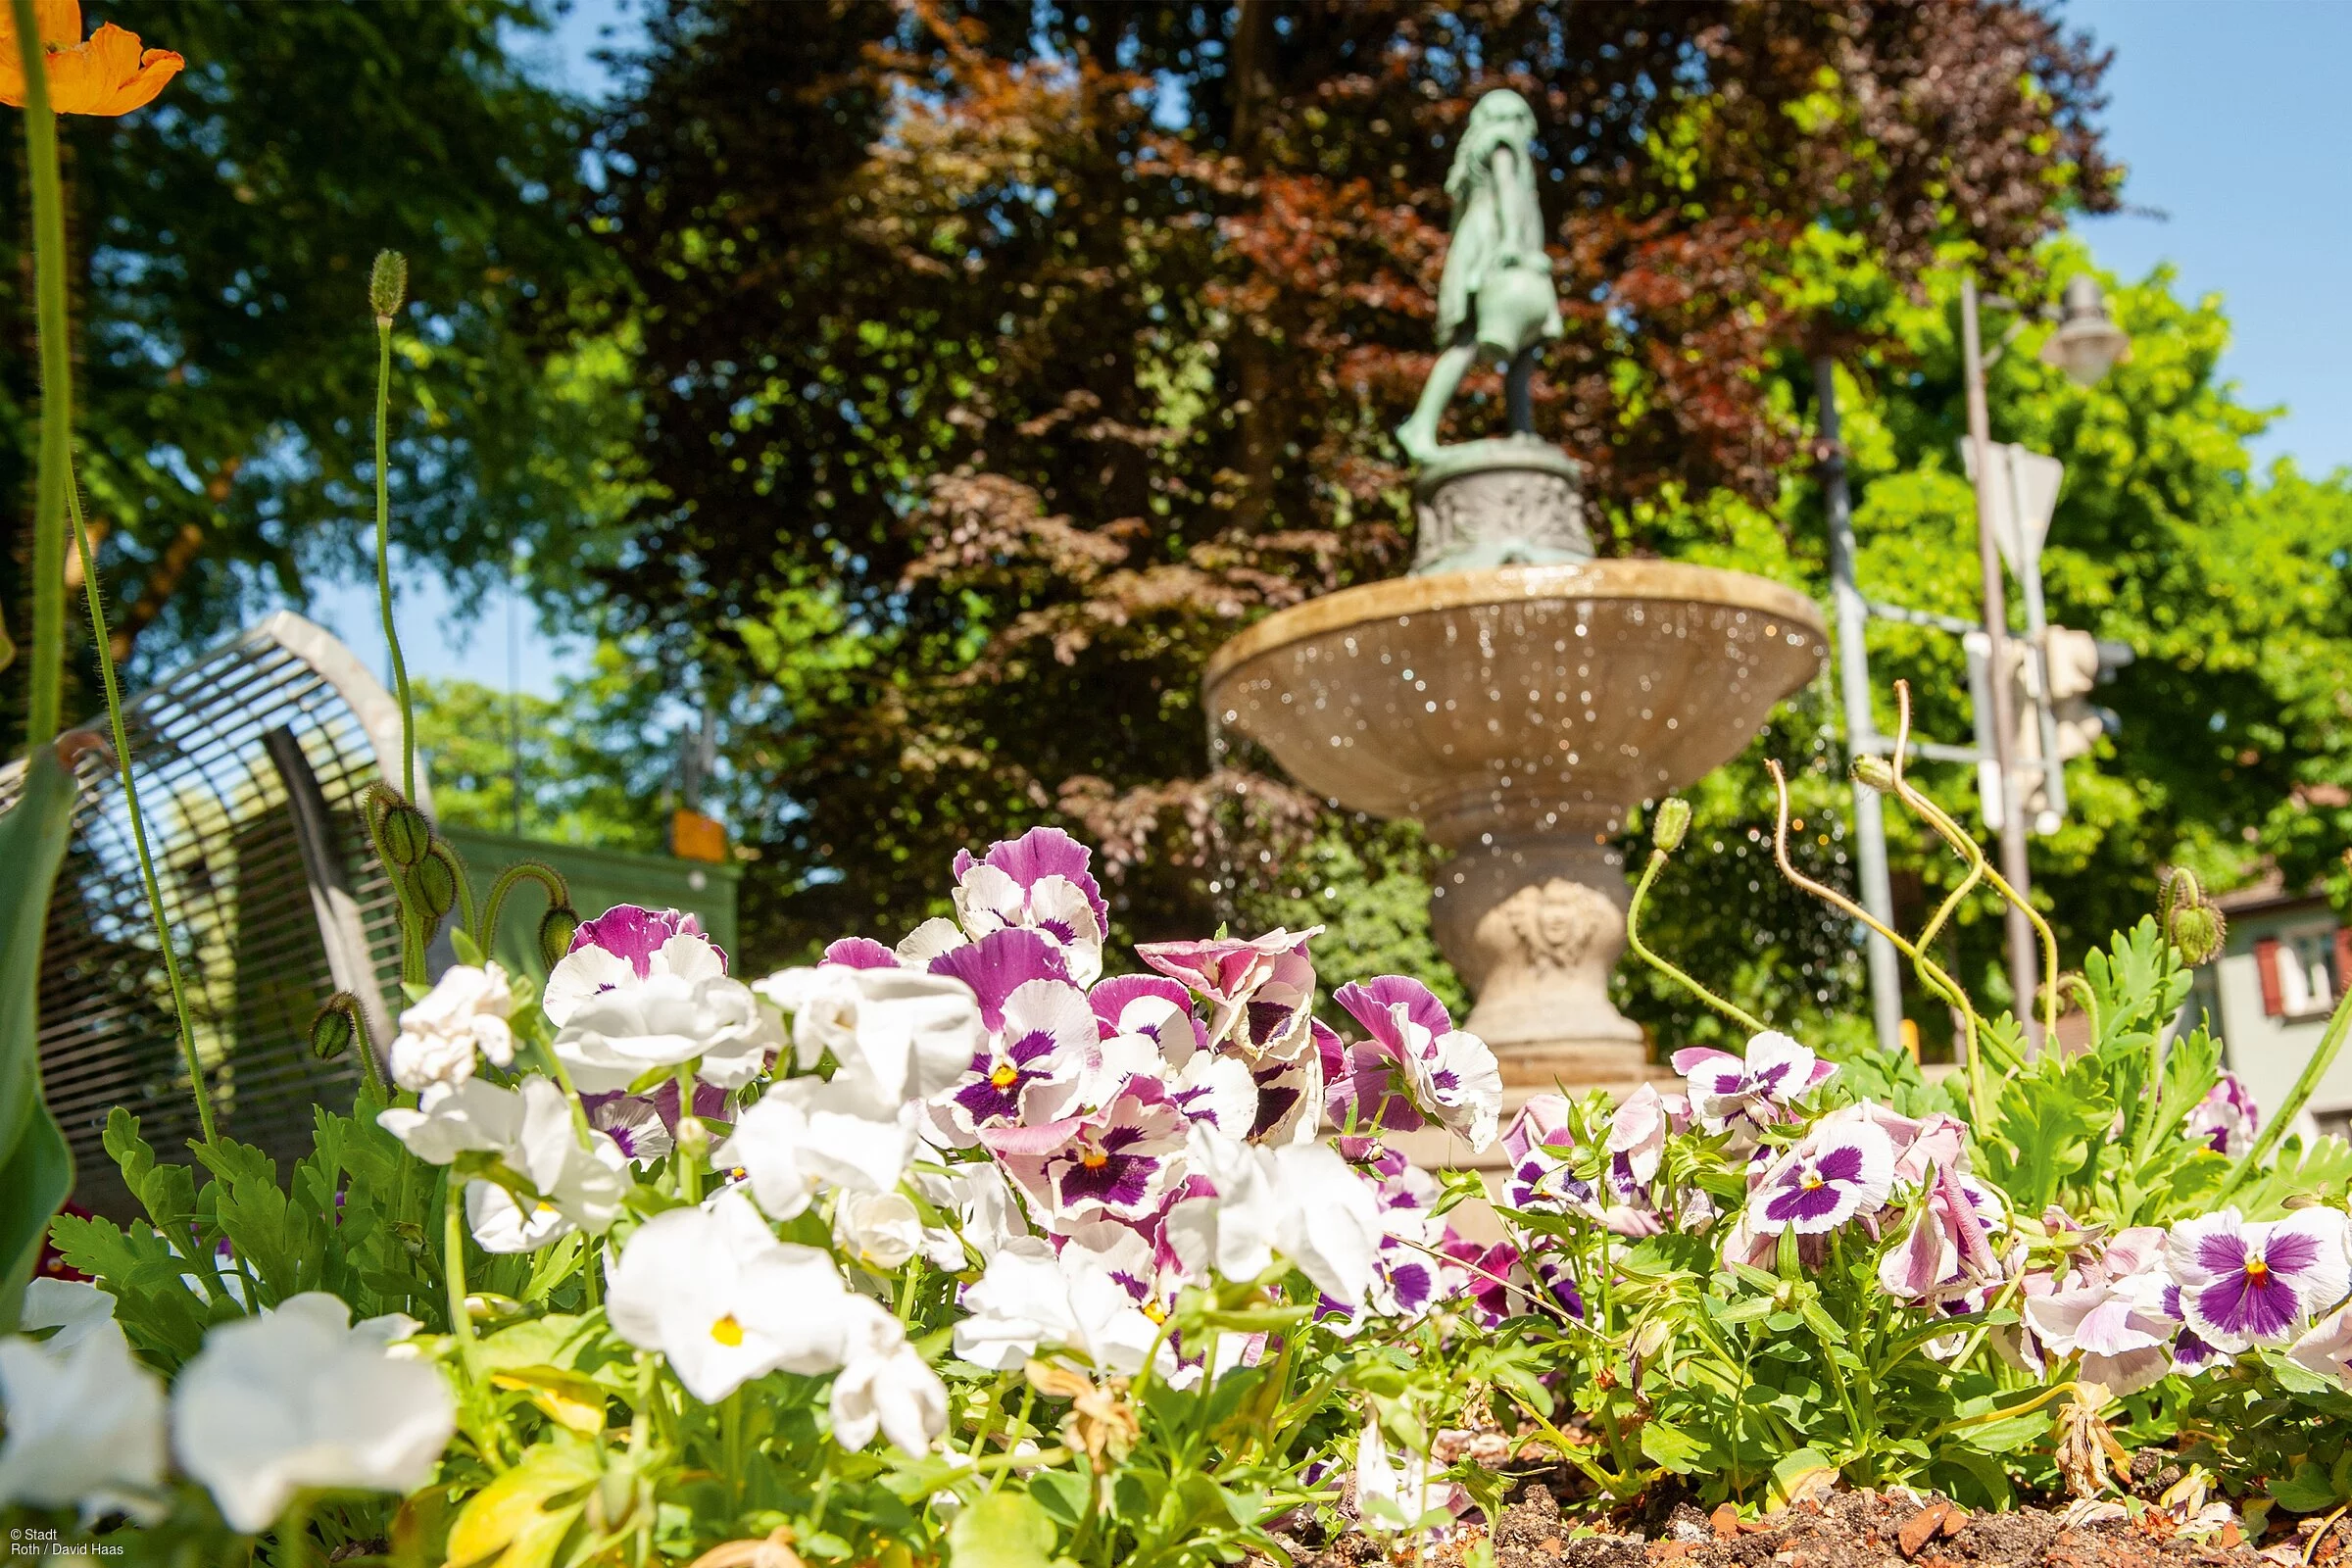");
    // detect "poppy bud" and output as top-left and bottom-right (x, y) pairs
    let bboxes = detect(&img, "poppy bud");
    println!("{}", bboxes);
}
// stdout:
(1850, 756), (1896, 793)
(309, 996), (358, 1061)
(369, 250), (407, 324)
(411, 854), (457, 921)
(2169, 901), (2227, 968)
(1652, 797), (1691, 855)
(379, 801), (431, 867)
(539, 903), (581, 968)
